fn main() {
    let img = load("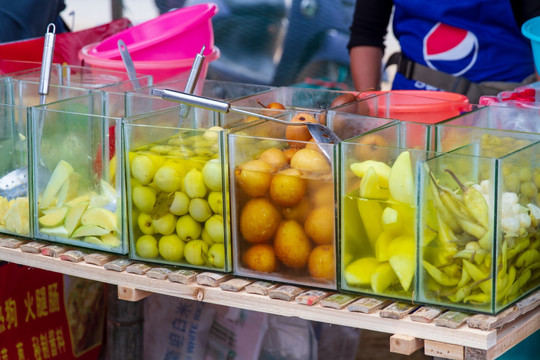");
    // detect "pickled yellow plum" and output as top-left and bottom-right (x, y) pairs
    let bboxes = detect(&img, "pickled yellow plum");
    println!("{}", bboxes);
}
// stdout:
(127, 129), (228, 269)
